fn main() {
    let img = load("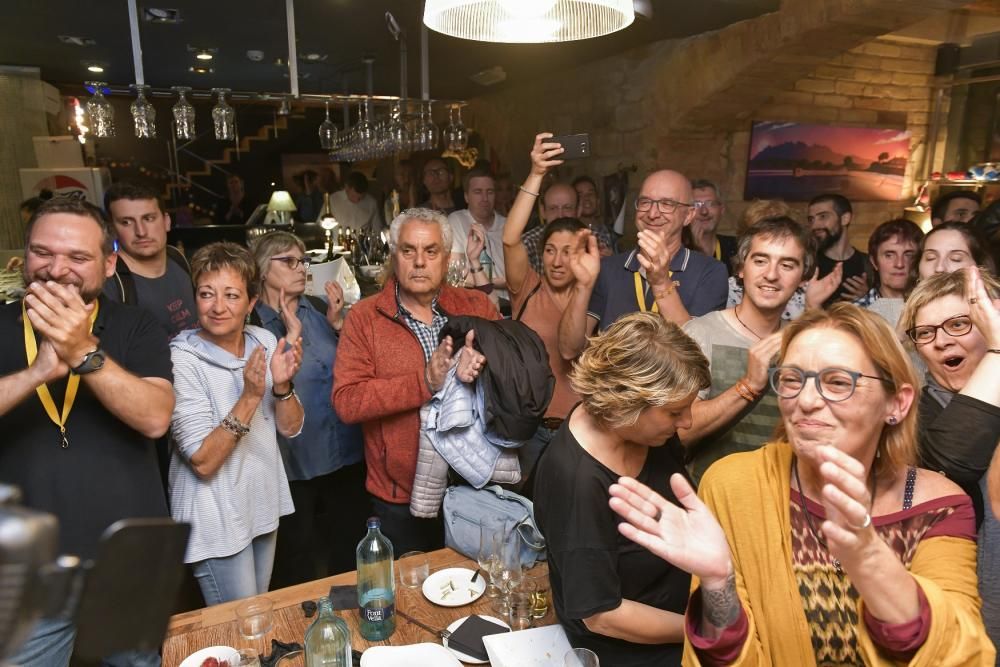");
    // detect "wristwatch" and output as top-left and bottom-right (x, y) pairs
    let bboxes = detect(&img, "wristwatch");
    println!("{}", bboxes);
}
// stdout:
(72, 348), (106, 375)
